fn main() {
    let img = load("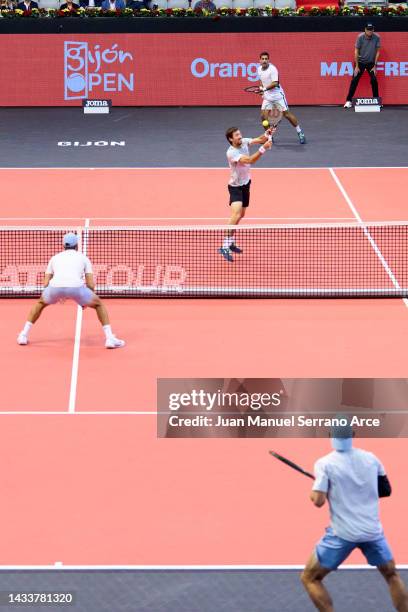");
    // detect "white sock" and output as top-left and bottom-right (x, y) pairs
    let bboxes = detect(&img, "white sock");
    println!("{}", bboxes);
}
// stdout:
(295, 125), (302, 133)
(22, 321), (33, 336)
(103, 324), (114, 339)
(222, 236), (234, 249)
